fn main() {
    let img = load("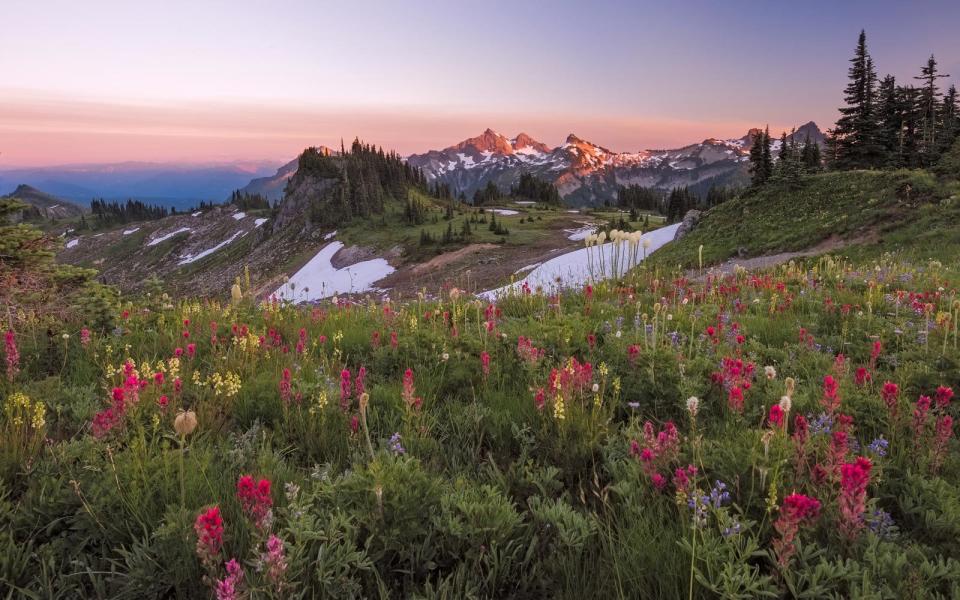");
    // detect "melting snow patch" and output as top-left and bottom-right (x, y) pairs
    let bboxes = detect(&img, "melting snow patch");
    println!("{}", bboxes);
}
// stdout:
(66, 239), (79, 249)
(565, 225), (597, 241)
(178, 231), (245, 265)
(274, 241), (394, 303)
(232, 212), (246, 220)
(122, 228), (140, 236)
(489, 209), (519, 216)
(514, 200), (536, 206)
(480, 224), (680, 299)
(254, 218), (269, 227)
(148, 227), (191, 246)
(192, 211), (202, 217)
(323, 230), (337, 240)
(566, 210), (580, 214)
